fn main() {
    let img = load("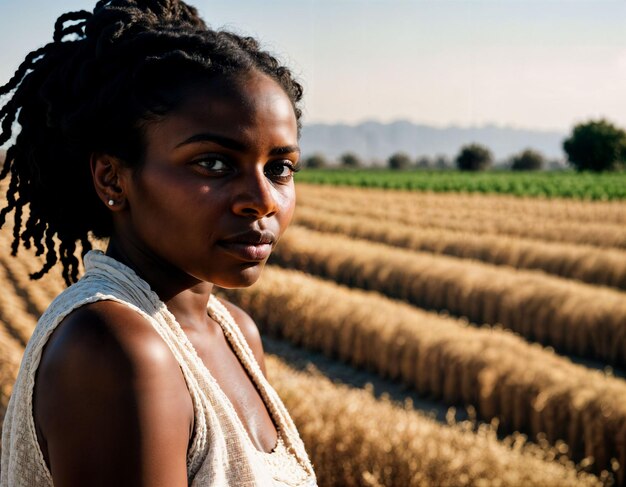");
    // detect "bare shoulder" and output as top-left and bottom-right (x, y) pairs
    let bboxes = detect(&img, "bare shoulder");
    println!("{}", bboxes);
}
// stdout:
(39, 300), (180, 367)
(34, 300), (191, 486)
(217, 297), (267, 375)
(36, 300), (190, 396)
